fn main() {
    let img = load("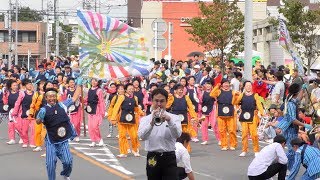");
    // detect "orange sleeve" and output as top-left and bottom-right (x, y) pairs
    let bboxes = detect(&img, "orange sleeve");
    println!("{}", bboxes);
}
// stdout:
(110, 95), (125, 121)
(107, 95), (117, 120)
(134, 96), (145, 117)
(185, 96), (197, 119)
(166, 93), (174, 109)
(232, 91), (241, 105)
(210, 84), (221, 98)
(254, 93), (264, 115)
(234, 93), (243, 105)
